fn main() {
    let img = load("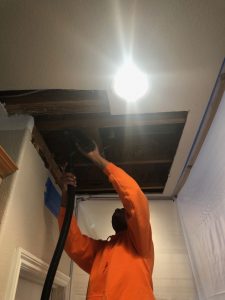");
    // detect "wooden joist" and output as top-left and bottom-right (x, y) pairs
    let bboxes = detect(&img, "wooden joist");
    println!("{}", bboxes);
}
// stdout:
(3, 89), (110, 115)
(73, 159), (172, 167)
(5, 99), (109, 115)
(75, 186), (164, 193)
(32, 126), (63, 189)
(37, 112), (187, 131)
(0, 146), (18, 179)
